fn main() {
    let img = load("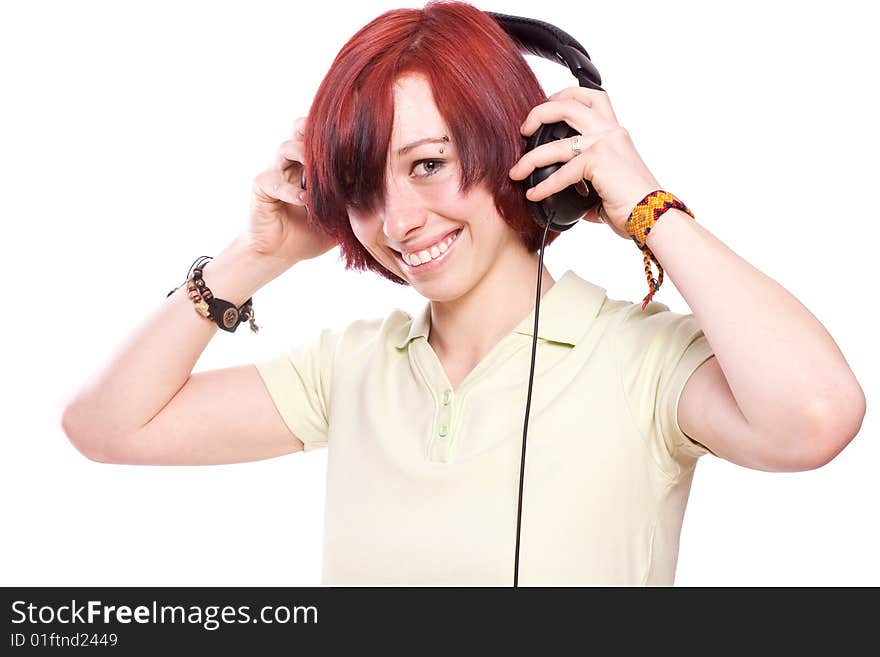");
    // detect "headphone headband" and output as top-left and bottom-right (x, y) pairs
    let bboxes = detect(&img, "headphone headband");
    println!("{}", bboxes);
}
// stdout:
(486, 12), (604, 91)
